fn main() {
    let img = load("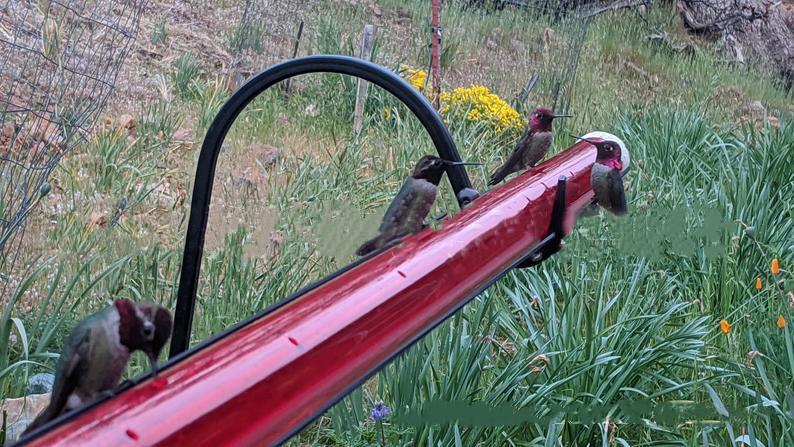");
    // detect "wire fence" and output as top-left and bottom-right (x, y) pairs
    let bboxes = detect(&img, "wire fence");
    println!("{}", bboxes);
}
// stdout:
(0, 0), (593, 292)
(448, 0), (595, 115)
(0, 0), (145, 289)
(221, 0), (593, 115)
(224, 0), (317, 86)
